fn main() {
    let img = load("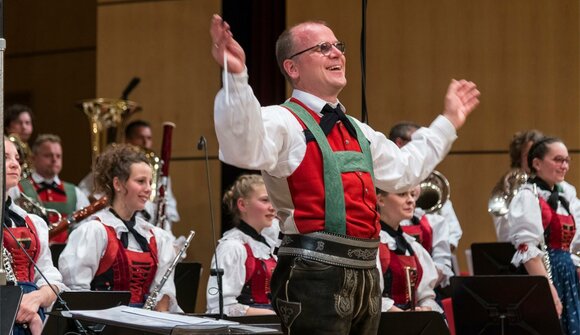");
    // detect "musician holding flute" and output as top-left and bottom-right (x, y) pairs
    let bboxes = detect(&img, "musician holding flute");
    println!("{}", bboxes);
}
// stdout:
(58, 144), (181, 312)
(376, 186), (442, 313)
(3, 137), (66, 335)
